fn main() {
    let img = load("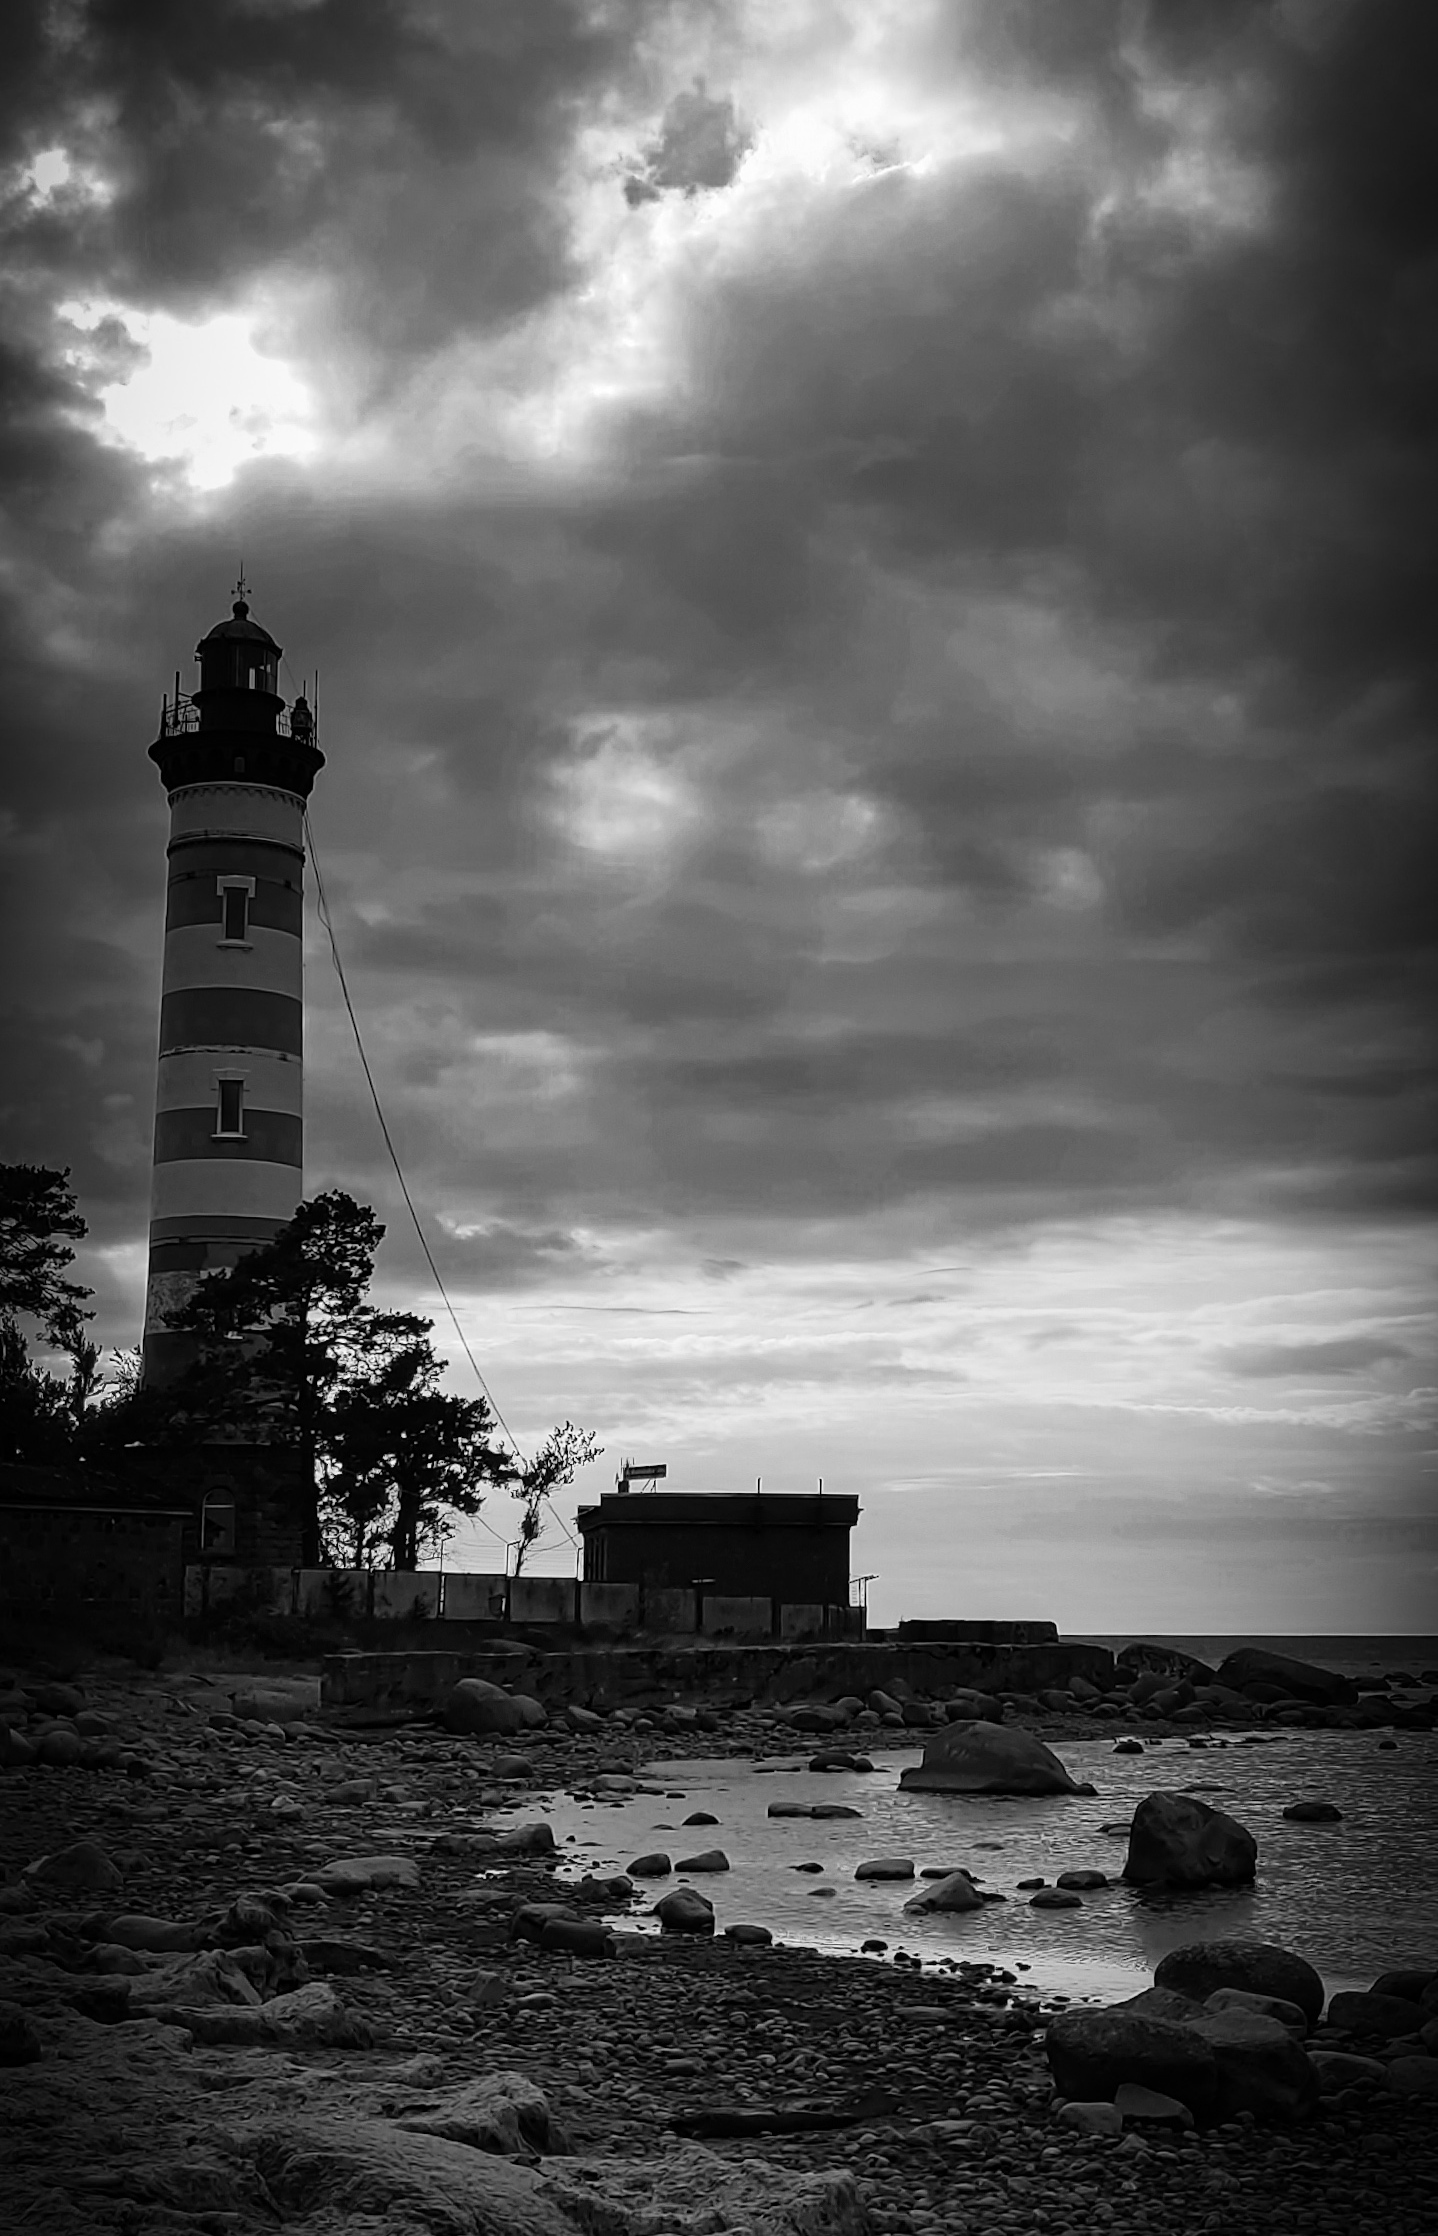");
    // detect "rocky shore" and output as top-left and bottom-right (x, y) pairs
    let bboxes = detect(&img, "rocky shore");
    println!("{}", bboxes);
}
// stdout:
(2, 1657), (1435, 2236)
